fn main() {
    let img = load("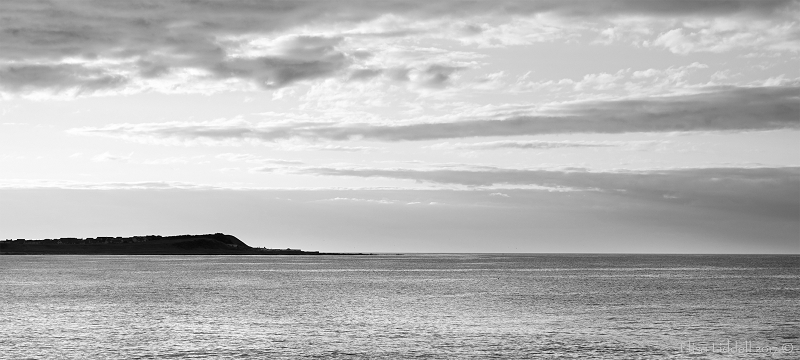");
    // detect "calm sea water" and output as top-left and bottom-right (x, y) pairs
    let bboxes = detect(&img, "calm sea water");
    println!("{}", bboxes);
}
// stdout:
(0, 254), (797, 359)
